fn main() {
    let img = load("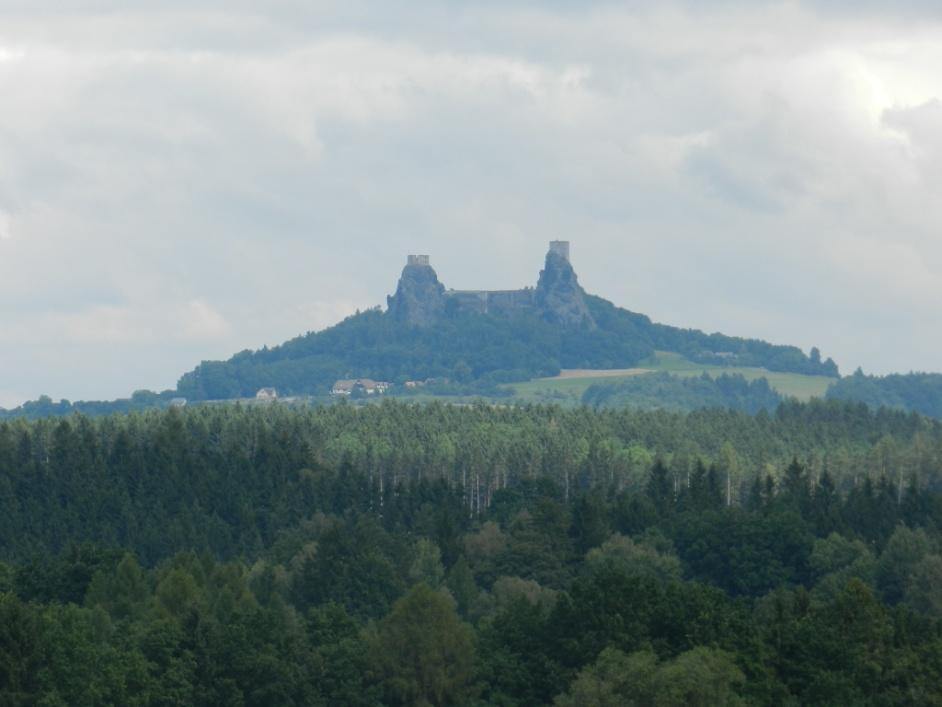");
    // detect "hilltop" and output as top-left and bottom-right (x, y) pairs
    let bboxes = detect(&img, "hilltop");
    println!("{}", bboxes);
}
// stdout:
(173, 241), (838, 401)
(5, 241), (942, 419)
